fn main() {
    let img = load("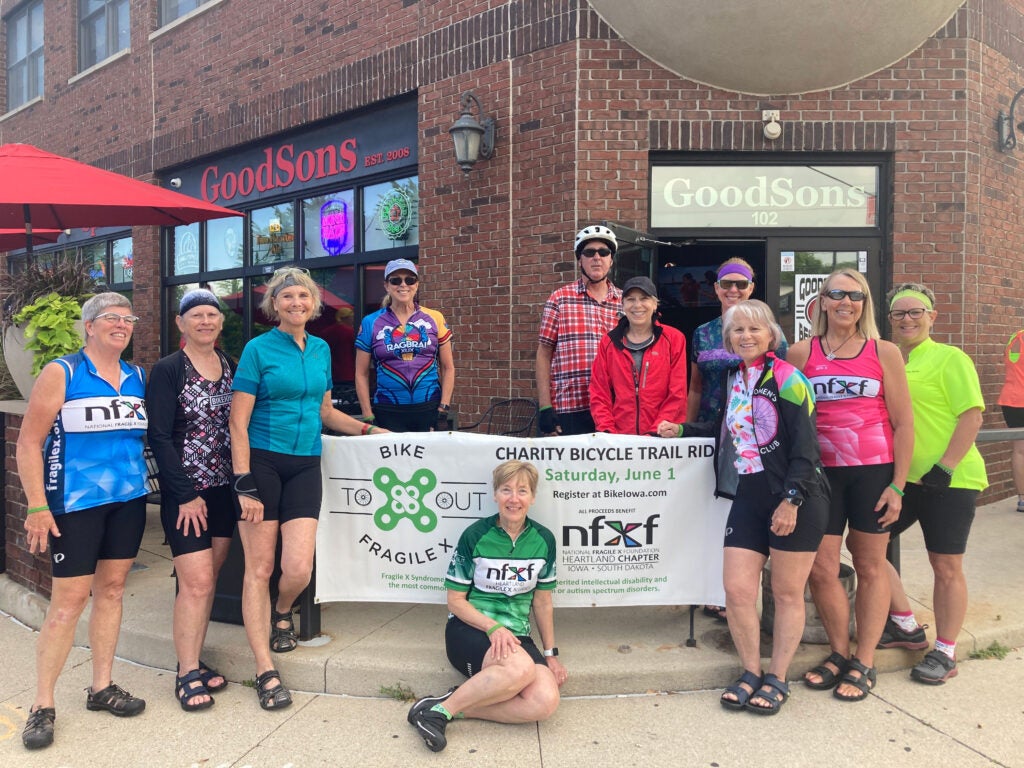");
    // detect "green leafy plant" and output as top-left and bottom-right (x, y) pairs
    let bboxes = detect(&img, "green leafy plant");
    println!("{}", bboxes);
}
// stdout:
(13, 293), (84, 375)
(969, 641), (1011, 660)
(2, 255), (97, 378)
(379, 682), (416, 702)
